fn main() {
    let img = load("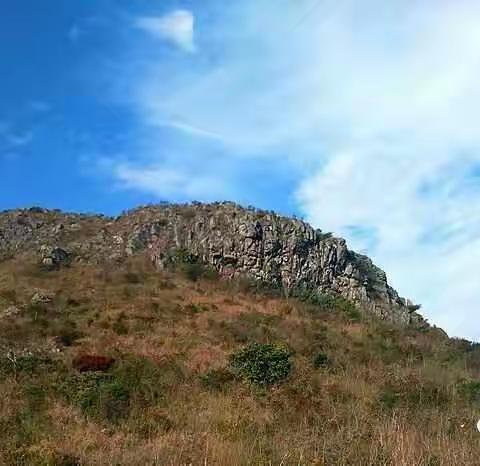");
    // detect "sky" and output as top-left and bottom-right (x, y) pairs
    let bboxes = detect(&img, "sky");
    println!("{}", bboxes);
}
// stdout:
(1, 0), (480, 340)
